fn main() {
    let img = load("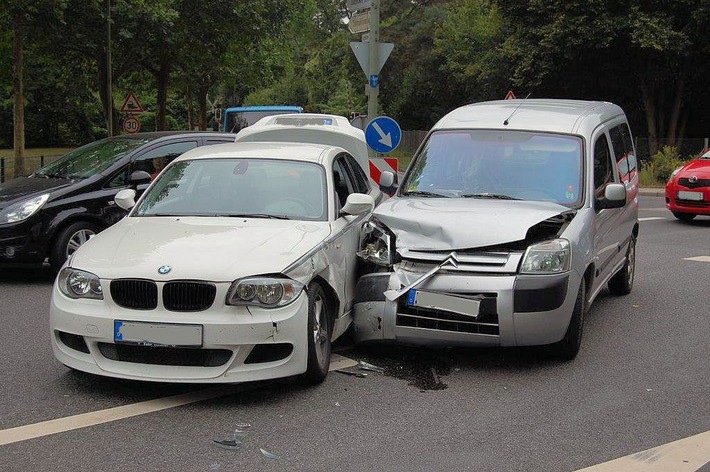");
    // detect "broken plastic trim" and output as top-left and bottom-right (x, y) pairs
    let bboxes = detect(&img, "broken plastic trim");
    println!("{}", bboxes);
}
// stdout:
(383, 252), (460, 301)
